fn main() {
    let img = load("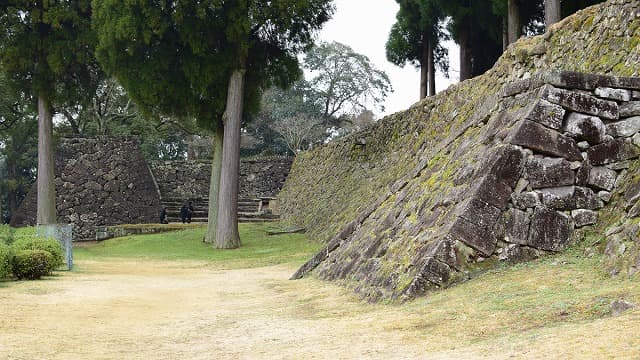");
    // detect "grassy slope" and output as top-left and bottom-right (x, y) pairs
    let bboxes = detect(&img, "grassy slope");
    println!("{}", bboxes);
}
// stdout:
(71, 223), (322, 269)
